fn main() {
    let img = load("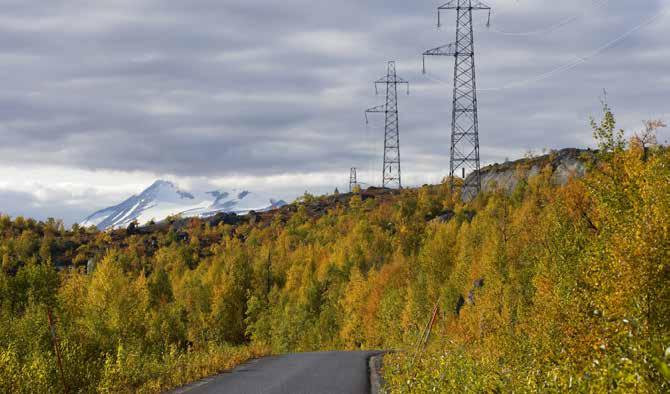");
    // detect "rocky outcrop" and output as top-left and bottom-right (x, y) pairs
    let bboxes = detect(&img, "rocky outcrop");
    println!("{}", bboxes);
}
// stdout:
(463, 148), (595, 200)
